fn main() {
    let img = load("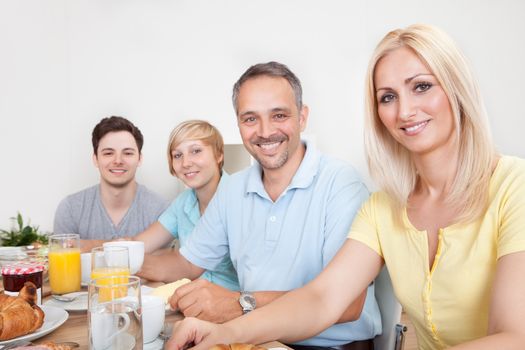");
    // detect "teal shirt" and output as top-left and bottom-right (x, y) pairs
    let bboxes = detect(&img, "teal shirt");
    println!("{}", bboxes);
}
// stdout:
(158, 174), (239, 290)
